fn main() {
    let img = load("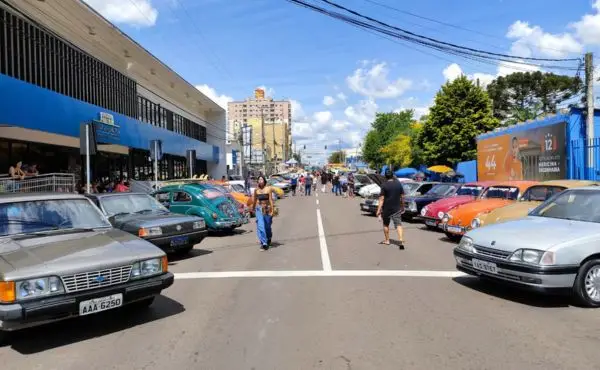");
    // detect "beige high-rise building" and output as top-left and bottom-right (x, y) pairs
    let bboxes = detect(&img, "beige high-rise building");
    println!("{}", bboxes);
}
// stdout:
(227, 89), (292, 163)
